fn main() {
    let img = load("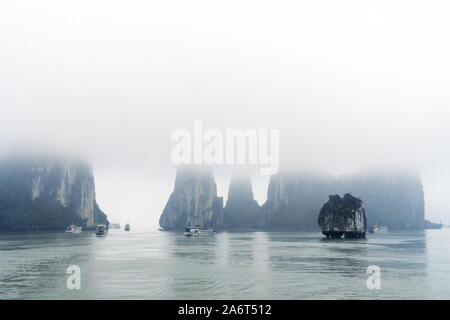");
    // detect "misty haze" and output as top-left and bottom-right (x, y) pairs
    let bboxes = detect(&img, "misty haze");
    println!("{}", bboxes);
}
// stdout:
(1, 0), (450, 302)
